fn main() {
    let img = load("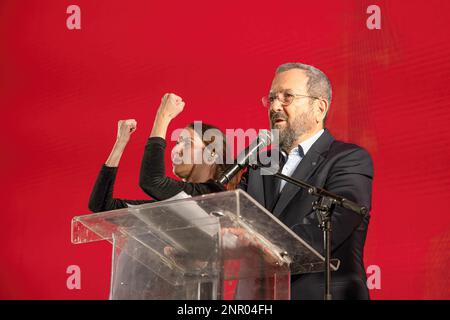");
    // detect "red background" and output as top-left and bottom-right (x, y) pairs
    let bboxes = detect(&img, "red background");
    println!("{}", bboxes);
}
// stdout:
(1, 0), (449, 299)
